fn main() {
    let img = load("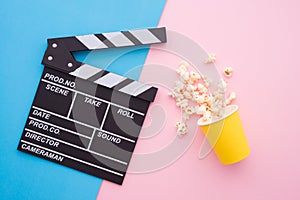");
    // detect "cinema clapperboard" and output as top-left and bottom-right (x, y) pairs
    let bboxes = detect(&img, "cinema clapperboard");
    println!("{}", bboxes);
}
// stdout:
(17, 27), (167, 185)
